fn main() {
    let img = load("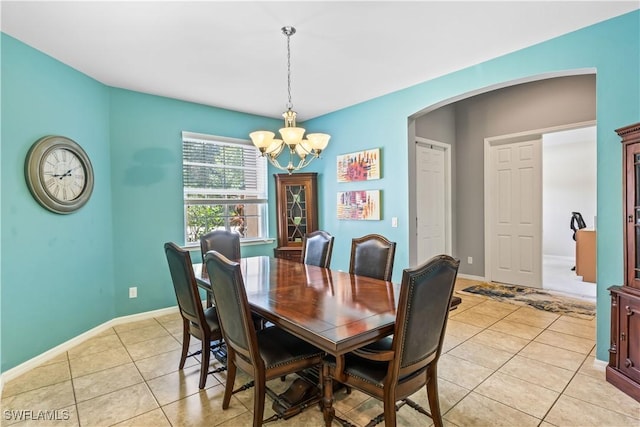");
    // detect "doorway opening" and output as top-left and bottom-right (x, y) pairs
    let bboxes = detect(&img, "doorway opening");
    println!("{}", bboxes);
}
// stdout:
(415, 137), (452, 263)
(484, 123), (597, 301)
(542, 126), (597, 301)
